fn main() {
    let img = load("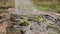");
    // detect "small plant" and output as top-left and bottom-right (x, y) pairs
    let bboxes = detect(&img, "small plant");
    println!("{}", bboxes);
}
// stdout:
(46, 23), (54, 29)
(34, 15), (41, 22)
(19, 17), (29, 26)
